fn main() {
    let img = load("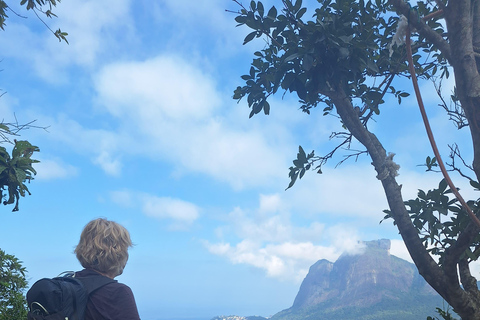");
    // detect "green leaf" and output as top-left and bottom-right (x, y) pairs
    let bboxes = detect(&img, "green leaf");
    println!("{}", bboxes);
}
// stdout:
(14, 168), (27, 183)
(299, 167), (306, 179)
(366, 59), (380, 73)
(286, 170), (298, 190)
(235, 15), (247, 24)
(465, 248), (476, 260)
(470, 180), (480, 190)
(243, 31), (257, 45)
(12, 140), (39, 159)
(301, 54), (314, 71)
(284, 52), (302, 62)
(296, 7), (307, 19)
(293, 0), (302, 12)
(0, 123), (10, 131)
(263, 101), (270, 115)
(298, 145), (307, 163)
(438, 179), (447, 193)
(257, 1), (264, 17)
(281, 72), (296, 90)
(267, 6), (277, 19)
